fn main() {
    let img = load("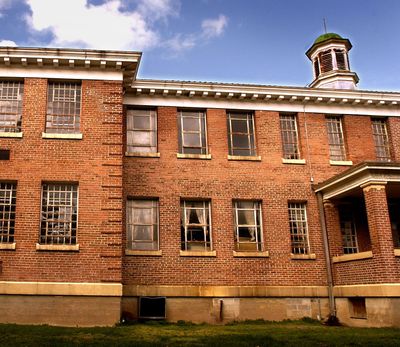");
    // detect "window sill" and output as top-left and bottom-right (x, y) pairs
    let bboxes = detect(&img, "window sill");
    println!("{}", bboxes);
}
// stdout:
(332, 250), (373, 263)
(180, 250), (216, 257)
(177, 153), (211, 160)
(329, 160), (353, 166)
(282, 158), (306, 165)
(227, 155), (261, 161)
(291, 253), (316, 260)
(0, 242), (16, 250)
(125, 249), (162, 256)
(233, 251), (269, 258)
(394, 249), (400, 257)
(125, 152), (160, 158)
(36, 243), (80, 252)
(42, 133), (83, 140)
(0, 132), (23, 138)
